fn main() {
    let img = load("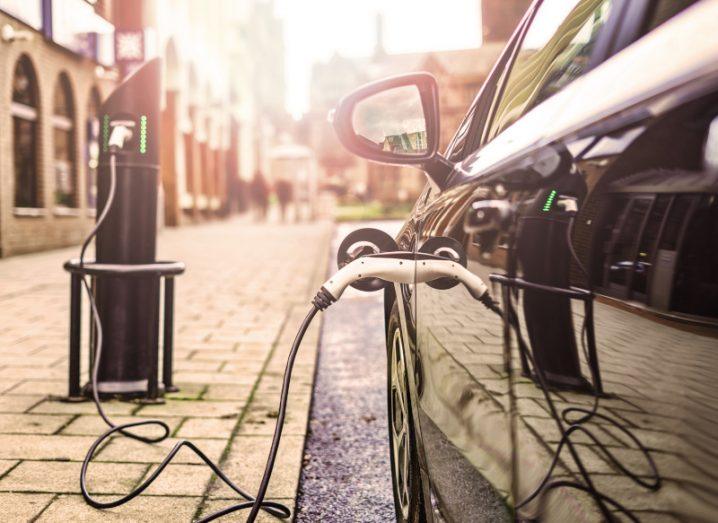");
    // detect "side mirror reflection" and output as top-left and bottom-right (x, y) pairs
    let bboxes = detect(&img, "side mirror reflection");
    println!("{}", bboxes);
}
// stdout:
(352, 85), (428, 156)
(332, 72), (440, 165)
